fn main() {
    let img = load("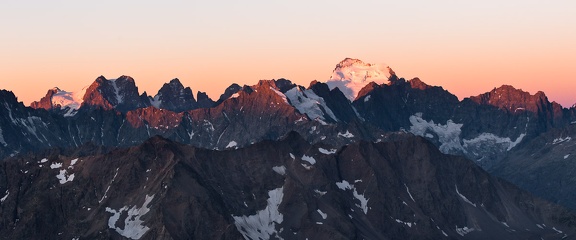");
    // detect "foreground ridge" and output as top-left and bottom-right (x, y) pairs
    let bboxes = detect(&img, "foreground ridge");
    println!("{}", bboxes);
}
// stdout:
(0, 133), (574, 239)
